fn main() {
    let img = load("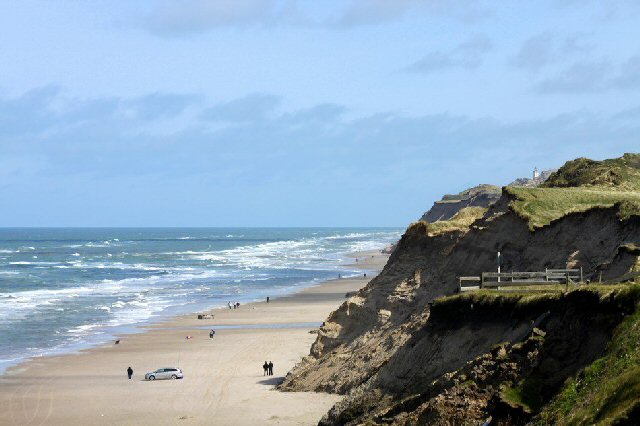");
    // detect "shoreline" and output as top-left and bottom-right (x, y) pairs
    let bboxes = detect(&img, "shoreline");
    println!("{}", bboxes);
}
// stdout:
(0, 248), (382, 376)
(0, 249), (389, 425)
